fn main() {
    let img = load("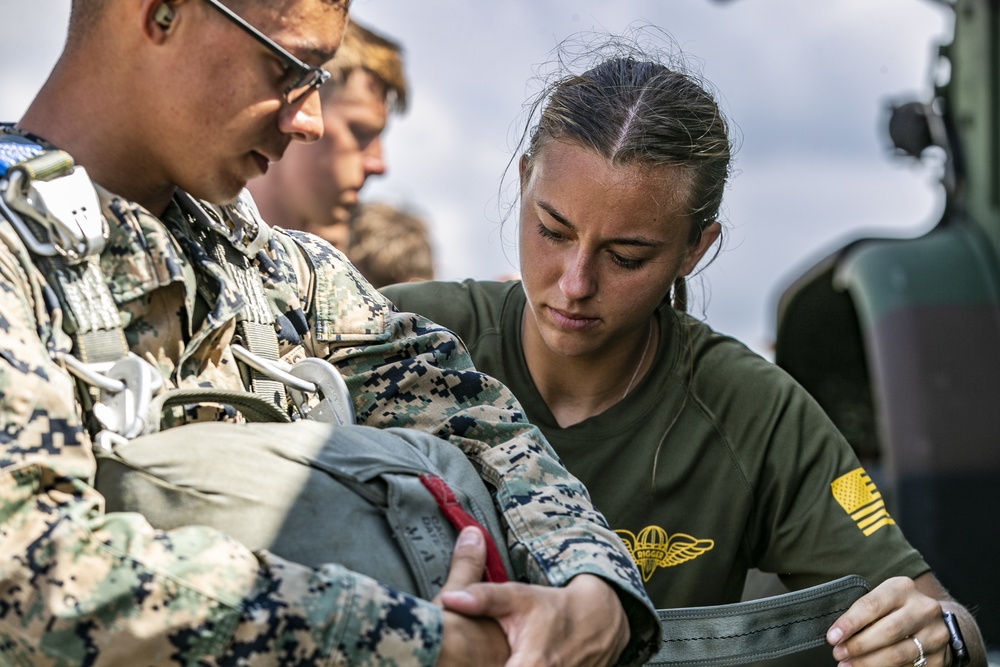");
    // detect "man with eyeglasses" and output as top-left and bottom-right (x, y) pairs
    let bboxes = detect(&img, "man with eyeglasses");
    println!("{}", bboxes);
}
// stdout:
(0, 1), (659, 666)
(249, 19), (408, 252)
